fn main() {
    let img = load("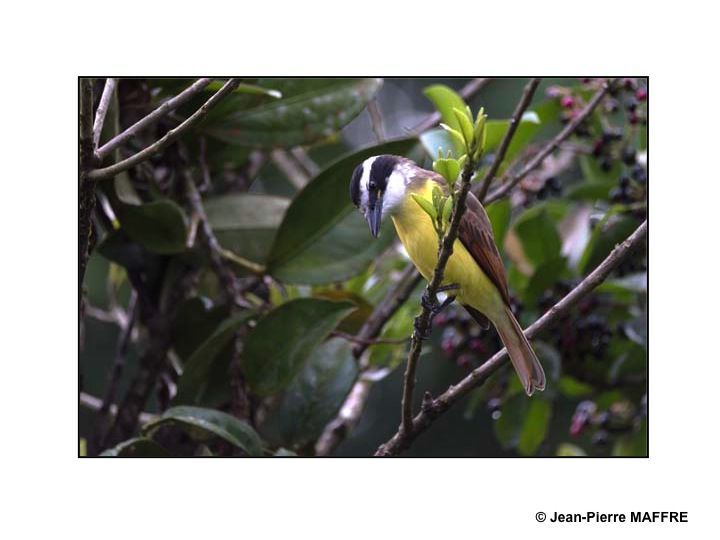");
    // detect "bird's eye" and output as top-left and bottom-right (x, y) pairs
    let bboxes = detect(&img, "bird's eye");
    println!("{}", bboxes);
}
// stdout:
(369, 180), (377, 190)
